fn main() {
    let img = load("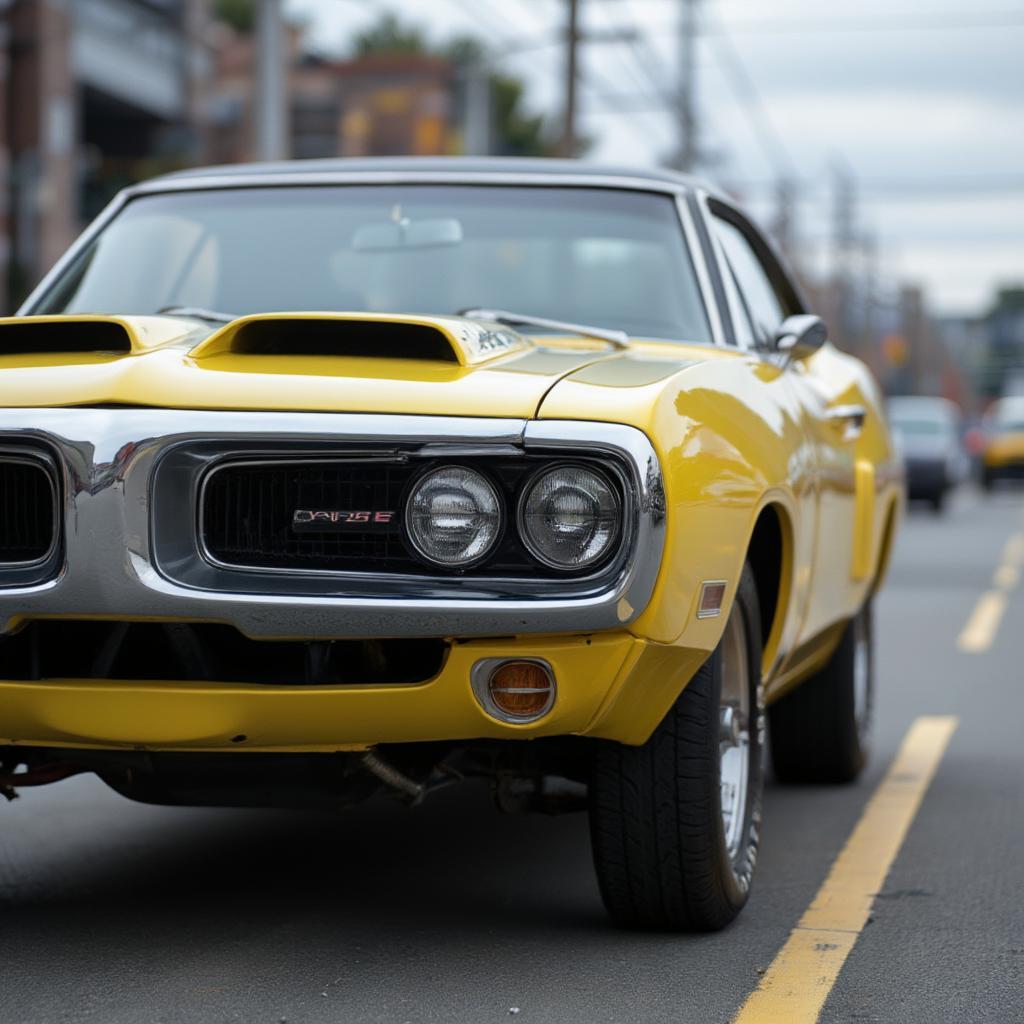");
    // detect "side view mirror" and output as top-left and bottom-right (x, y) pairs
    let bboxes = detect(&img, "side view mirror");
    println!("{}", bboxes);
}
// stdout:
(774, 314), (827, 364)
